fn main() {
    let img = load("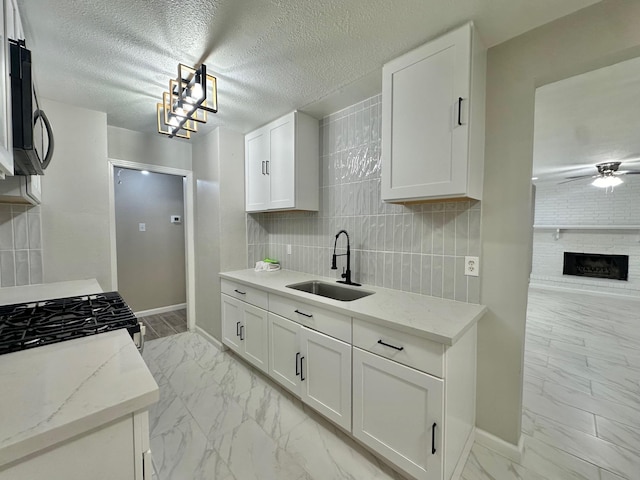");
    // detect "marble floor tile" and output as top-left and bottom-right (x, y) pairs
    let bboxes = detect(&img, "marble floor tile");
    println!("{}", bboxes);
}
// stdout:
(148, 380), (192, 437)
(522, 389), (596, 435)
(595, 416), (640, 451)
(151, 419), (234, 480)
(590, 379), (640, 411)
(167, 358), (220, 398)
(182, 382), (245, 441)
(212, 416), (311, 480)
(519, 434), (600, 480)
(461, 442), (547, 480)
(524, 361), (592, 394)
